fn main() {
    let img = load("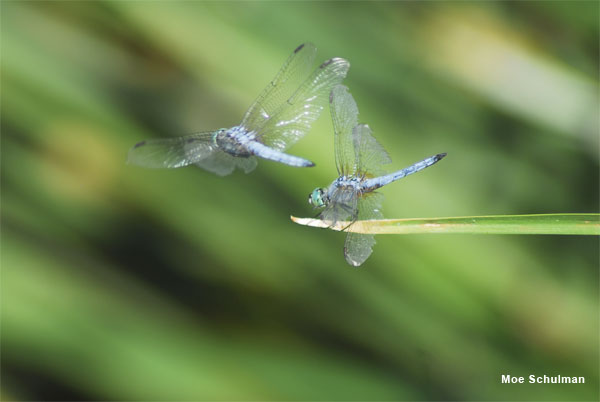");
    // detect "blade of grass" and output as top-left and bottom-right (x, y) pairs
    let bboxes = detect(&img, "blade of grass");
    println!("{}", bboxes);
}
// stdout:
(291, 214), (600, 235)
